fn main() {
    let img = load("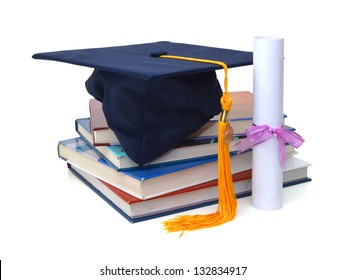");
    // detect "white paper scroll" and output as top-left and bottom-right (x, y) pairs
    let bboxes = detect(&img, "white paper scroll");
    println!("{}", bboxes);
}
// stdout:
(252, 36), (284, 210)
